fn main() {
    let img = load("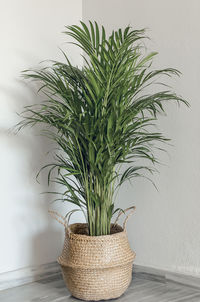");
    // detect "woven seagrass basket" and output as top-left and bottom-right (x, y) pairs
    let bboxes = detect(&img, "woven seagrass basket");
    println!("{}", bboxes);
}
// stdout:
(49, 207), (136, 301)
